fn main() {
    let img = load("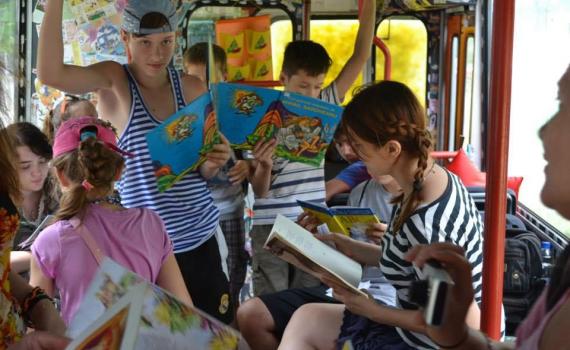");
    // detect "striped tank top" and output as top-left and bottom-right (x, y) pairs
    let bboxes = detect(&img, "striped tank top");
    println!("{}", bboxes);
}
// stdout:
(117, 65), (219, 253)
